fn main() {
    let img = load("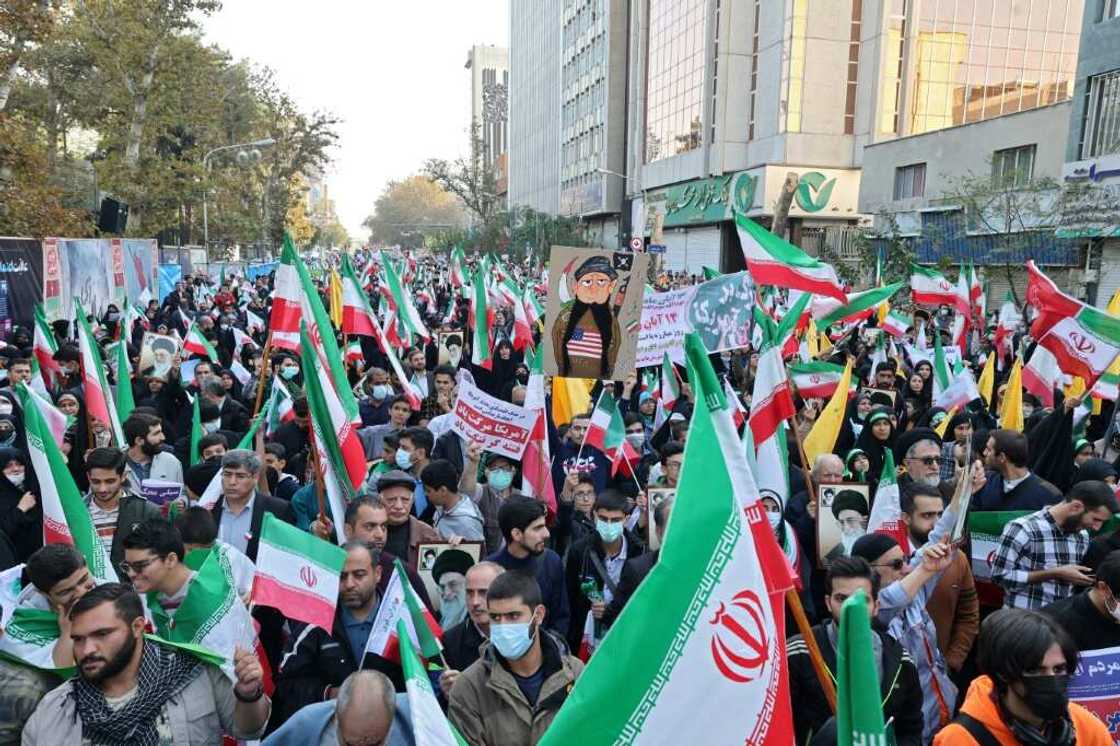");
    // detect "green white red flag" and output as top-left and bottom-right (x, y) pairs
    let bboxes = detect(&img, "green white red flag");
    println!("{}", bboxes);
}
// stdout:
(748, 293), (805, 447)
(866, 449), (909, 553)
(789, 360), (853, 400)
(880, 308), (911, 338)
(538, 333), (796, 746)
(470, 267), (492, 370)
(449, 246), (466, 288)
(269, 237), (304, 351)
(380, 259), (430, 343)
(910, 263), (960, 308)
(33, 304), (61, 392)
(252, 513), (346, 631)
(17, 384), (117, 582)
(114, 340), (135, 424)
(502, 278), (534, 351)
(812, 282), (905, 328)
(584, 390), (639, 472)
(520, 350), (558, 517)
(735, 212), (845, 301)
(398, 620), (468, 746)
(75, 301), (125, 447)
(265, 376), (295, 436)
(365, 560), (442, 663)
(1026, 260), (1120, 388)
(183, 321), (219, 362)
